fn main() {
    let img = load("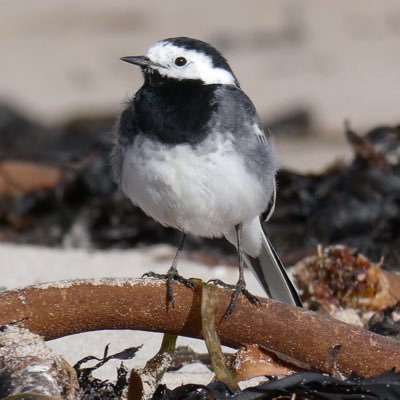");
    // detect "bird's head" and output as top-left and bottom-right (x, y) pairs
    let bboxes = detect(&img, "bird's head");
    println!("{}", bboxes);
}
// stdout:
(121, 37), (239, 86)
